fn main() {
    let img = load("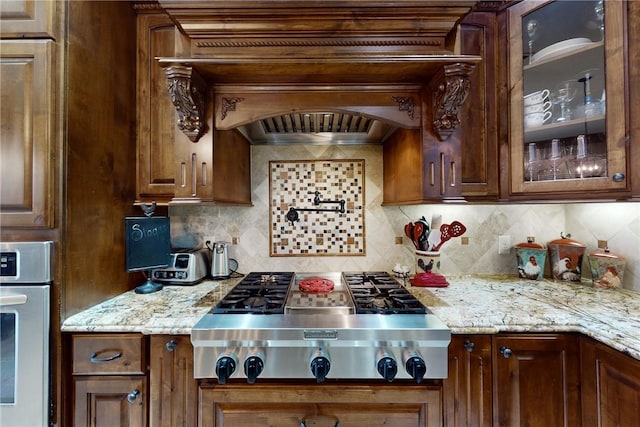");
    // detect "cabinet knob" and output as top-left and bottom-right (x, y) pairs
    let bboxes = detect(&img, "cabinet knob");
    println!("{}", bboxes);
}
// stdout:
(499, 346), (513, 358)
(463, 339), (475, 352)
(127, 389), (140, 403)
(612, 172), (625, 182)
(166, 339), (177, 352)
